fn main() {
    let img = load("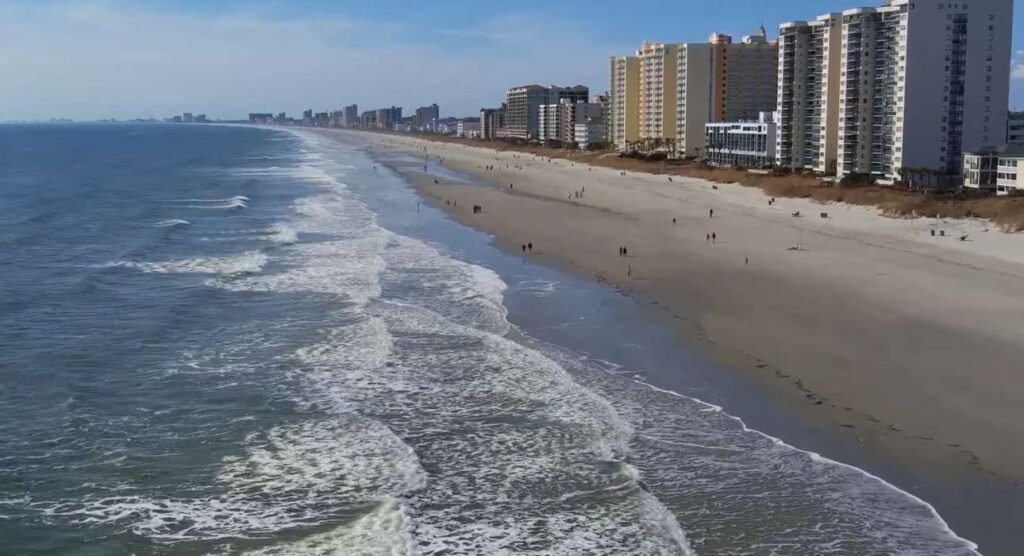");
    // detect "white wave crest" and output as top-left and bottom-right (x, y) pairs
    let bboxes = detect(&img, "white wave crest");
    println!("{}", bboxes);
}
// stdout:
(154, 219), (190, 227)
(102, 251), (267, 275)
(174, 195), (249, 209)
(265, 224), (298, 245)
